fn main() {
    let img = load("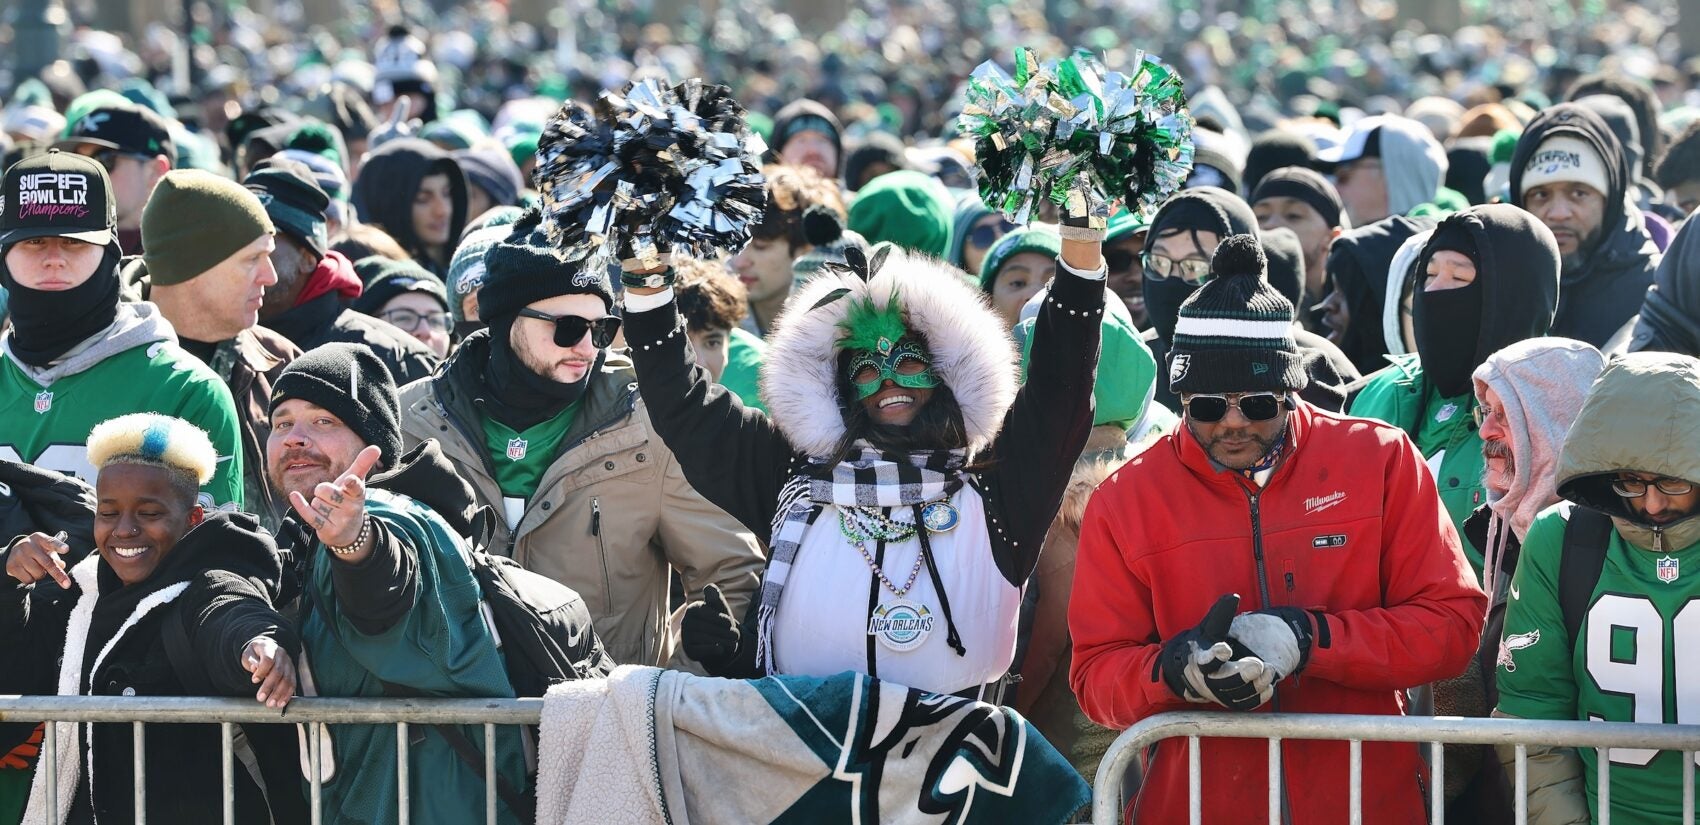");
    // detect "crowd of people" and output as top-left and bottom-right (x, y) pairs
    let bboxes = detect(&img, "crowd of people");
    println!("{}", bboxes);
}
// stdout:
(2, 1), (1700, 822)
